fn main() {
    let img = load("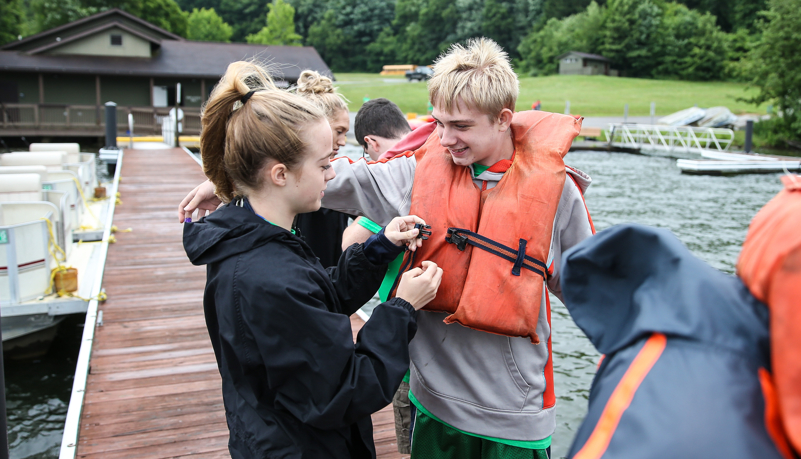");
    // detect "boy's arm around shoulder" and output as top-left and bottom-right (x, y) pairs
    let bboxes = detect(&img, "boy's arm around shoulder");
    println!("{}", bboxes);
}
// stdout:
(234, 252), (417, 431)
(548, 168), (595, 301)
(322, 153), (418, 226)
